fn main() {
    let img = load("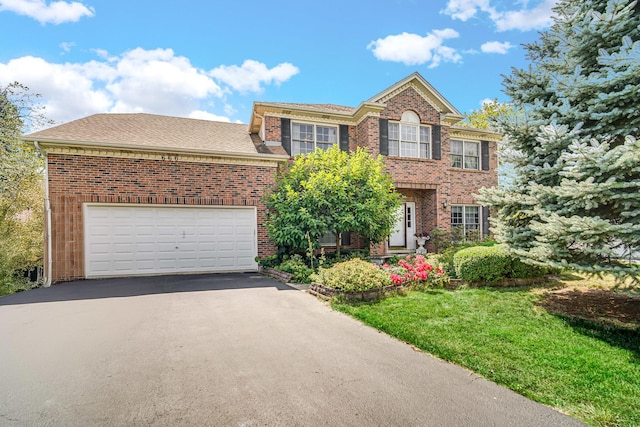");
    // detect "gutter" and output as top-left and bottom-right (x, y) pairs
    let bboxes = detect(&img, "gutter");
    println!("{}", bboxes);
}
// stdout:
(22, 137), (291, 163)
(33, 141), (52, 287)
